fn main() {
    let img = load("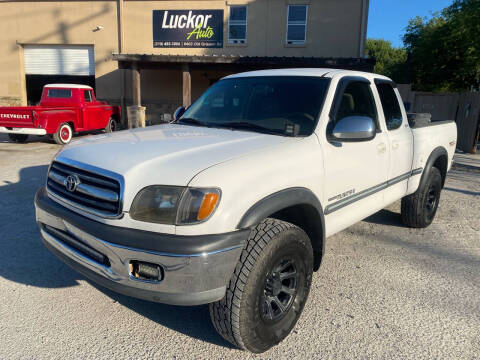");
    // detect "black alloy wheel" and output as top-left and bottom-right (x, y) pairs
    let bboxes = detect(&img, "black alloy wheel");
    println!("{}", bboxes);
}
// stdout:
(262, 258), (298, 322)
